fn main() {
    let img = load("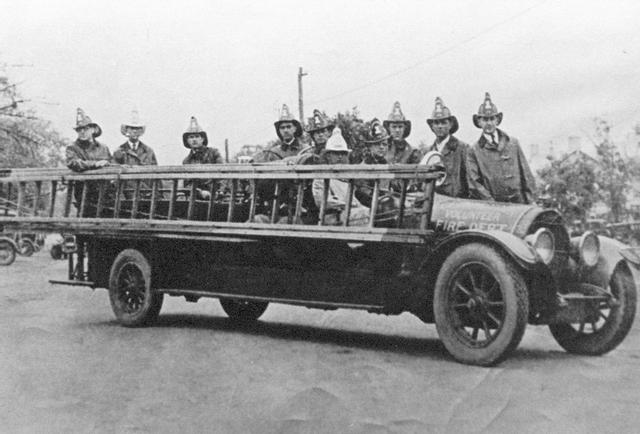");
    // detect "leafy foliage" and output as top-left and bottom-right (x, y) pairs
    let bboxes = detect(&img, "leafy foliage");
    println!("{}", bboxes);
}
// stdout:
(537, 152), (598, 223)
(538, 118), (635, 224)
(0, 75), (66, 168)
(593, 118), (629, 222)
